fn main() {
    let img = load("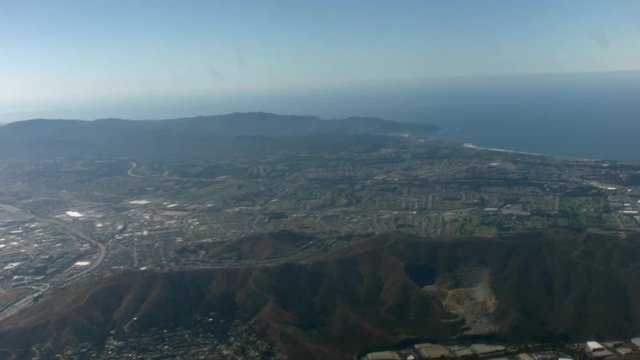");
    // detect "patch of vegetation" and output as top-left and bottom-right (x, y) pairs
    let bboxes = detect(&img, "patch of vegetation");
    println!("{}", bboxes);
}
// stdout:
(459, 217), (499, 237)
(295, 188), (349, 207)
(559, 196), (607, 215)
(521, 215), (570, 230)
(180, 183), (226, 201)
